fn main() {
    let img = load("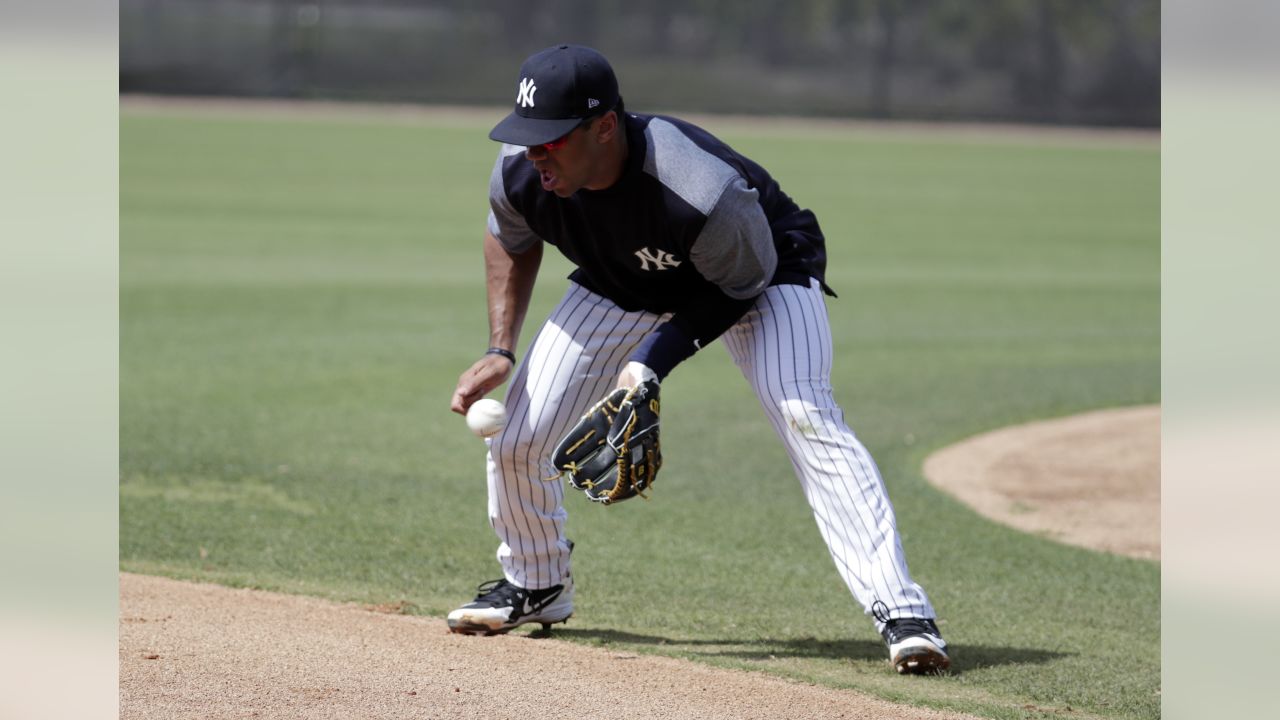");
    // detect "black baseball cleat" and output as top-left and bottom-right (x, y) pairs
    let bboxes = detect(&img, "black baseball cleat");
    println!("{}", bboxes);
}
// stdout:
(446, 577), (574, 635)
(881, 617), (951, 675)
